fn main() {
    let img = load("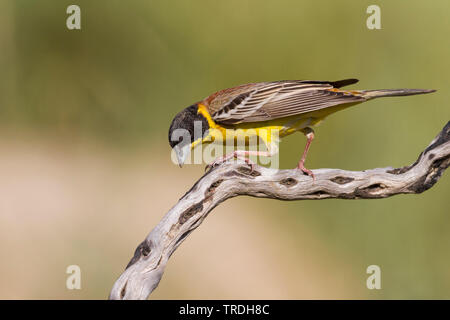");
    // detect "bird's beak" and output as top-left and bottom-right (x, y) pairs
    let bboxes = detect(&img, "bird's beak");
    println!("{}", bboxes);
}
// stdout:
(174, 144), (190, 167)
